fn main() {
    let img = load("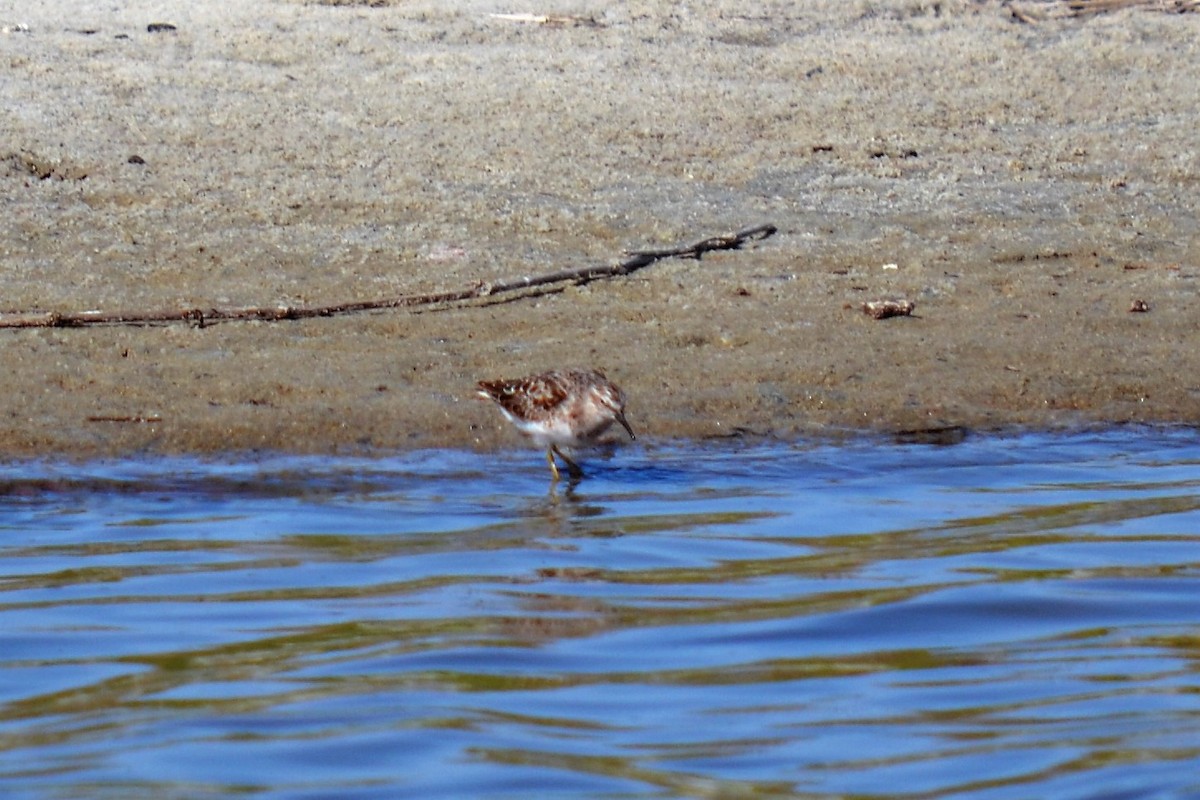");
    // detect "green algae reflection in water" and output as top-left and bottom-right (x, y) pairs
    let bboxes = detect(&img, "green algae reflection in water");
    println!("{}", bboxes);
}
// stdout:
(0, 432), (1197, 798)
